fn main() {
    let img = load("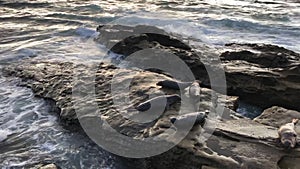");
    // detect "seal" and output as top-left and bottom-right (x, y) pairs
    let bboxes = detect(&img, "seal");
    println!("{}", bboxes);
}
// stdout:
(135, 94), (181, 112)
(157, 80), (201, 111)
(278, 119), (298, 149)
(186, 80), (201, 111)
(170, 111), (209, 127)
(156, 79), (192, 90)
(188, 80), (201, 98)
